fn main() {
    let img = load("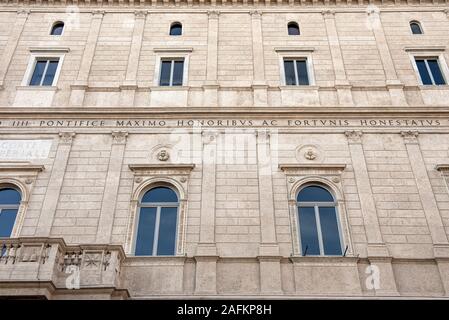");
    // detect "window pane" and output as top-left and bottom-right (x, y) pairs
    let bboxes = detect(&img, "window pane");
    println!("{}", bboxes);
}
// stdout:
(288, 23), (300, 36)
(142, 187), (178, 203)
(135, 207), (157, 256)
(416, 59), (432, 85)
(29, 61), (47, 86)
(297, 186), (334, 202)
(172, 60), (184, 86)
(298, 207), (320, 255)
(51, 24), (64, 36)
(427, 60), (446, 85)
(159, 61), (172, 86)
(296, 60), (309, 85)
(0, 209), (18, 237)
(42, 60), (59, 86)
(170, 24), (182, 36)
(0, 189), (21, 205)
(319, 207), (342, 255)
(410, 23), (422, 35)
(284, 60), (296, 85)
(157, 207), (178, 255)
